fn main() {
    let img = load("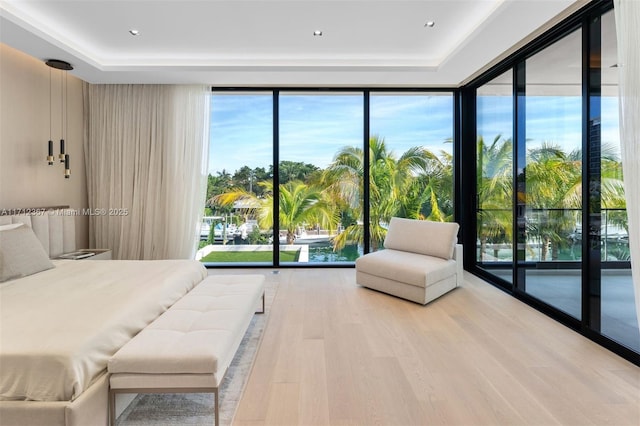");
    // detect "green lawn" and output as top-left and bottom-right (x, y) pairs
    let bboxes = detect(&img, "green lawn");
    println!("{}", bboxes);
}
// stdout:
(200, 250), (299, 263)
